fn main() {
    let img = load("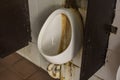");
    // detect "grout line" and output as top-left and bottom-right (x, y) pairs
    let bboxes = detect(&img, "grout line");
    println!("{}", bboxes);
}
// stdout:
(25, 70), (38, 79)
(12, 58), (24, 65)
(7, 63), (38, 80)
